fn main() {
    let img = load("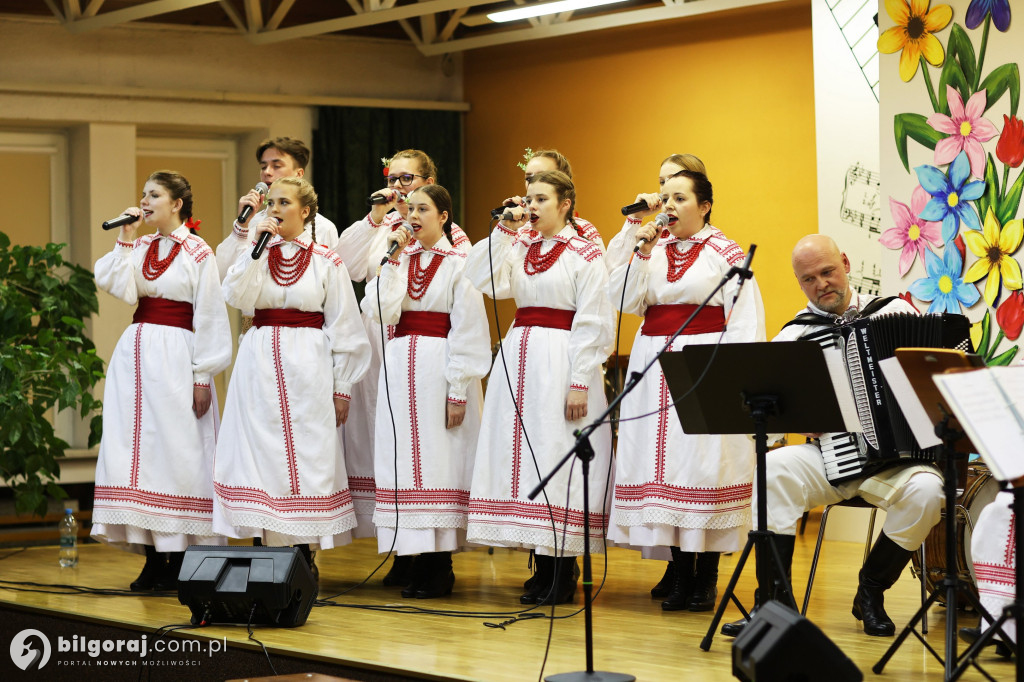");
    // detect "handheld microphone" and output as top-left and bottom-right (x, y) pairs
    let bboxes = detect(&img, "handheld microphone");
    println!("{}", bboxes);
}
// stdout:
(380, 222), (415, 265)
(492, 204), (526, 221)
(621, 199), (652, 216)
(251, 217), (281, 260)
(102, 213), (141, 231)
(633, 213), (670, 252)
(237, 182), (269, 224)
(369, 190), (401, 206)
